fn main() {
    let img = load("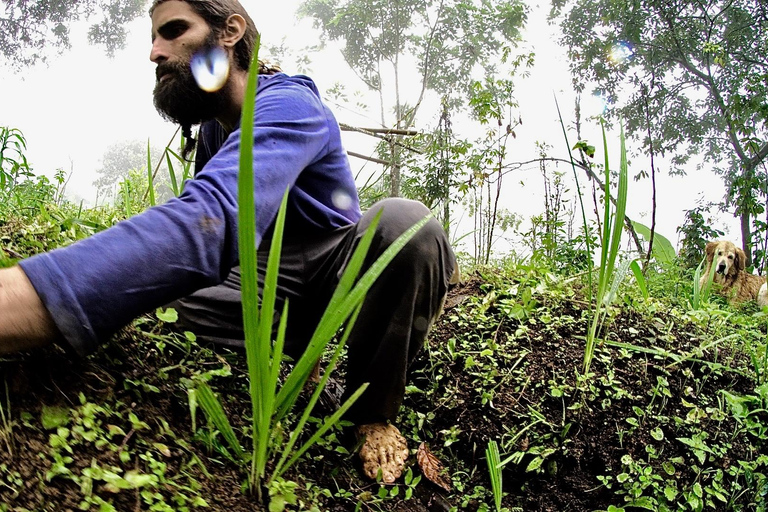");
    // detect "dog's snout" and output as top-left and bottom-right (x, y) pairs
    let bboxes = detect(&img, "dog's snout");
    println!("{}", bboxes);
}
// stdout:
(717, 262), (727, 274)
